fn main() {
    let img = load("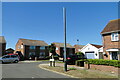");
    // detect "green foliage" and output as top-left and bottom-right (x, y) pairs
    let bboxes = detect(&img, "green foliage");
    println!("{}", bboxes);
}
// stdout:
(76, 52), (84, 55)
(76, 52), (85, 58)
(68, 67), (76, 70)
(49, 43), (56, 55)
(86, 59), (120, 68)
